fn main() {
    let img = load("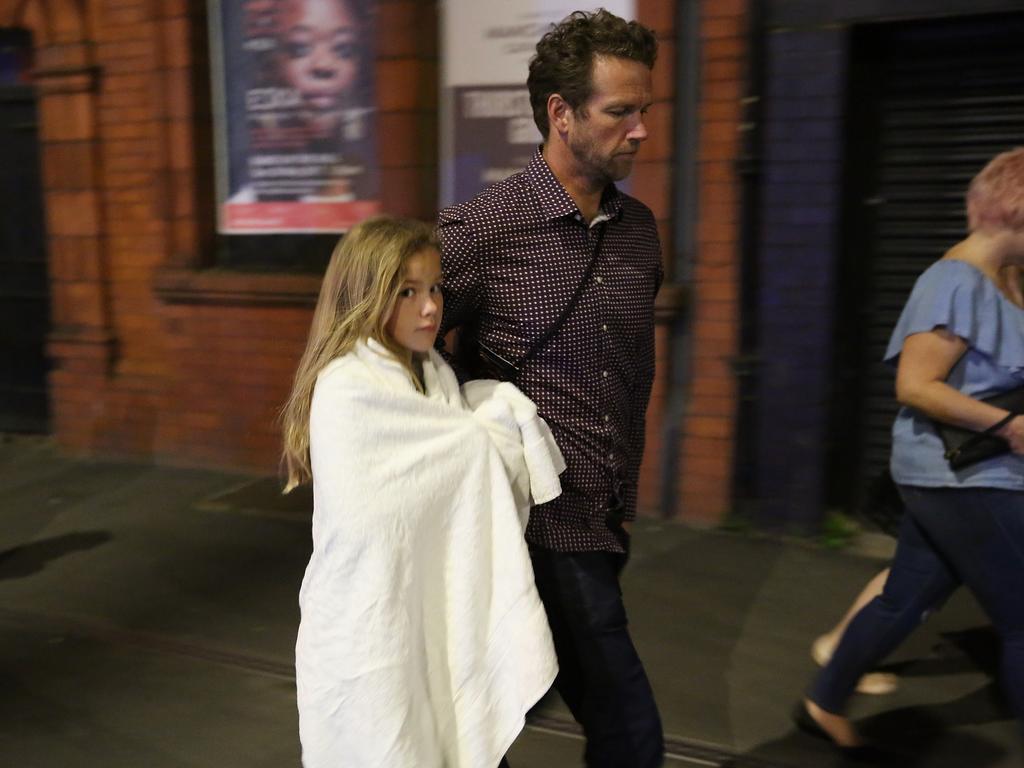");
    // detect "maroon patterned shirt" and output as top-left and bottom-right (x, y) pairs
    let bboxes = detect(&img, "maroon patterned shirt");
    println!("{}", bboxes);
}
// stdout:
(437, 149), (662, 553)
